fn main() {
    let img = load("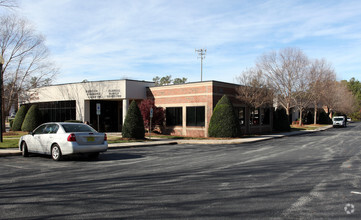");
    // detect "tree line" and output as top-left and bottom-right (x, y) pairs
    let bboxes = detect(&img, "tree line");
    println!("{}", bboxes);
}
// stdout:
(342, 78), (361, 121)
(237, 47), (356, 125)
